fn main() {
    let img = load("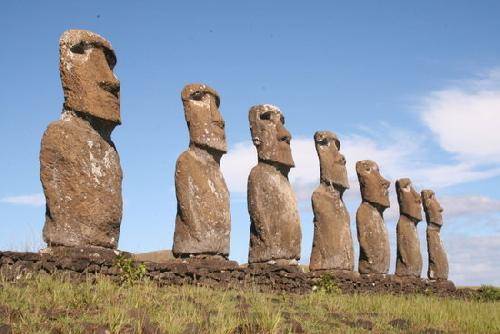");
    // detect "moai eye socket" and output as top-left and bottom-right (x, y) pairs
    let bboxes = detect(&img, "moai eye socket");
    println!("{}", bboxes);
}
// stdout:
(280, 115), (285, 124)
(70, 42), (86, 54)
(191, 91), (205, 101)
(259, 111), (272, 121)
(318, 138), (328, 146)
